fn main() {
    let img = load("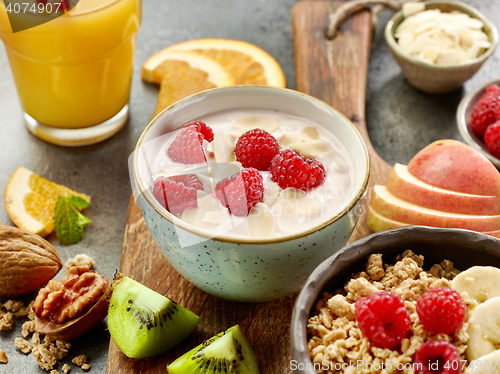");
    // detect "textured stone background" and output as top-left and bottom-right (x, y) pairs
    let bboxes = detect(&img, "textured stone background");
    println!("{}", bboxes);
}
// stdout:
(0, 0), (498, 372)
